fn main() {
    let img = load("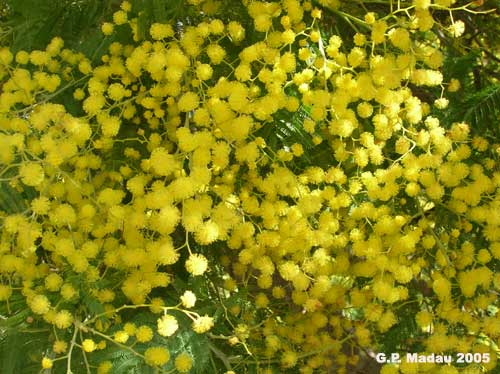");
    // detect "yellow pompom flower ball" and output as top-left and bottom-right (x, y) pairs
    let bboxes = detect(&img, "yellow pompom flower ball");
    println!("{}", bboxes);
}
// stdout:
(206, 44), (226, 64)
(101, 22), (114, 35)
(29, 294), (51, 315)
(45, 273), (63, 291)
(82, 339), (97, 353)
(97, 361), (112, 374)
(195, 221), (220, 245)
(157, 314), (179, 337)
(192, 315), (214, 333)
(185, 253), (208, 276)
(150, 23), (174, 40)
(180, 290), (197, 308)
(54, 310), (73, 329)
(112, 10), (128, 25)
(175, 352), (193, 372)
(228, 21), (245, 42)
(415, 310), (433, 329)
(144, 347), (170, 366)
(135, 326), (154, 343)
(53, 340), (68, 353)
(19, 162), (44, 186)
(177, 92), (199, 112)
(114, 330), (129, 343)
(196, 63), (213, 81)
(0, 284), (12, 301)
(41, 357), (53, 369)
(281, 350), (298, 368)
